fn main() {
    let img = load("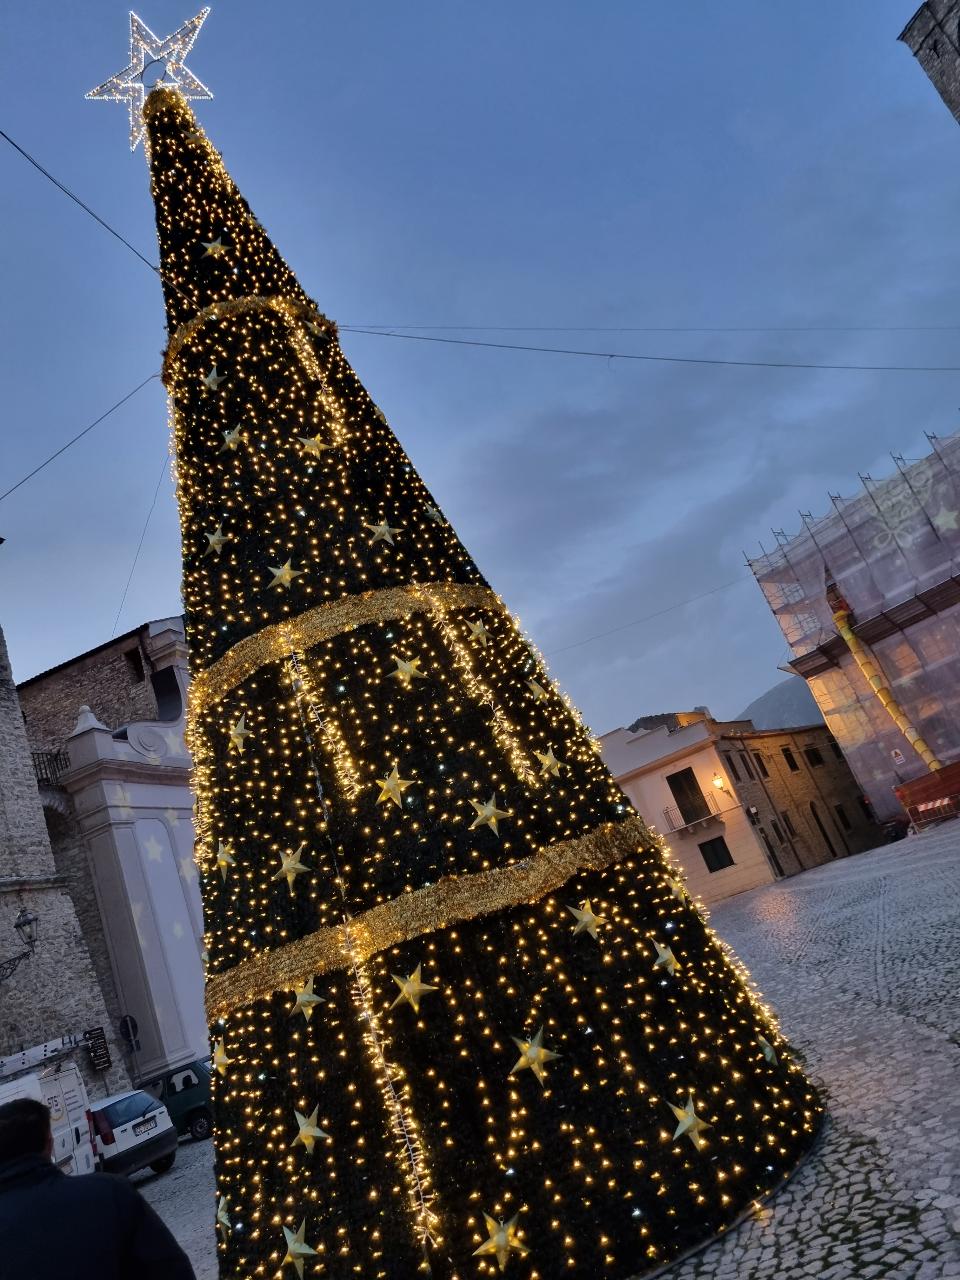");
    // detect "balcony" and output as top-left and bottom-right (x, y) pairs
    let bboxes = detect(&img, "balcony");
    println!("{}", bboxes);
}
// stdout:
(662, 790), (724, 834)
(31, 750), (70, 787)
